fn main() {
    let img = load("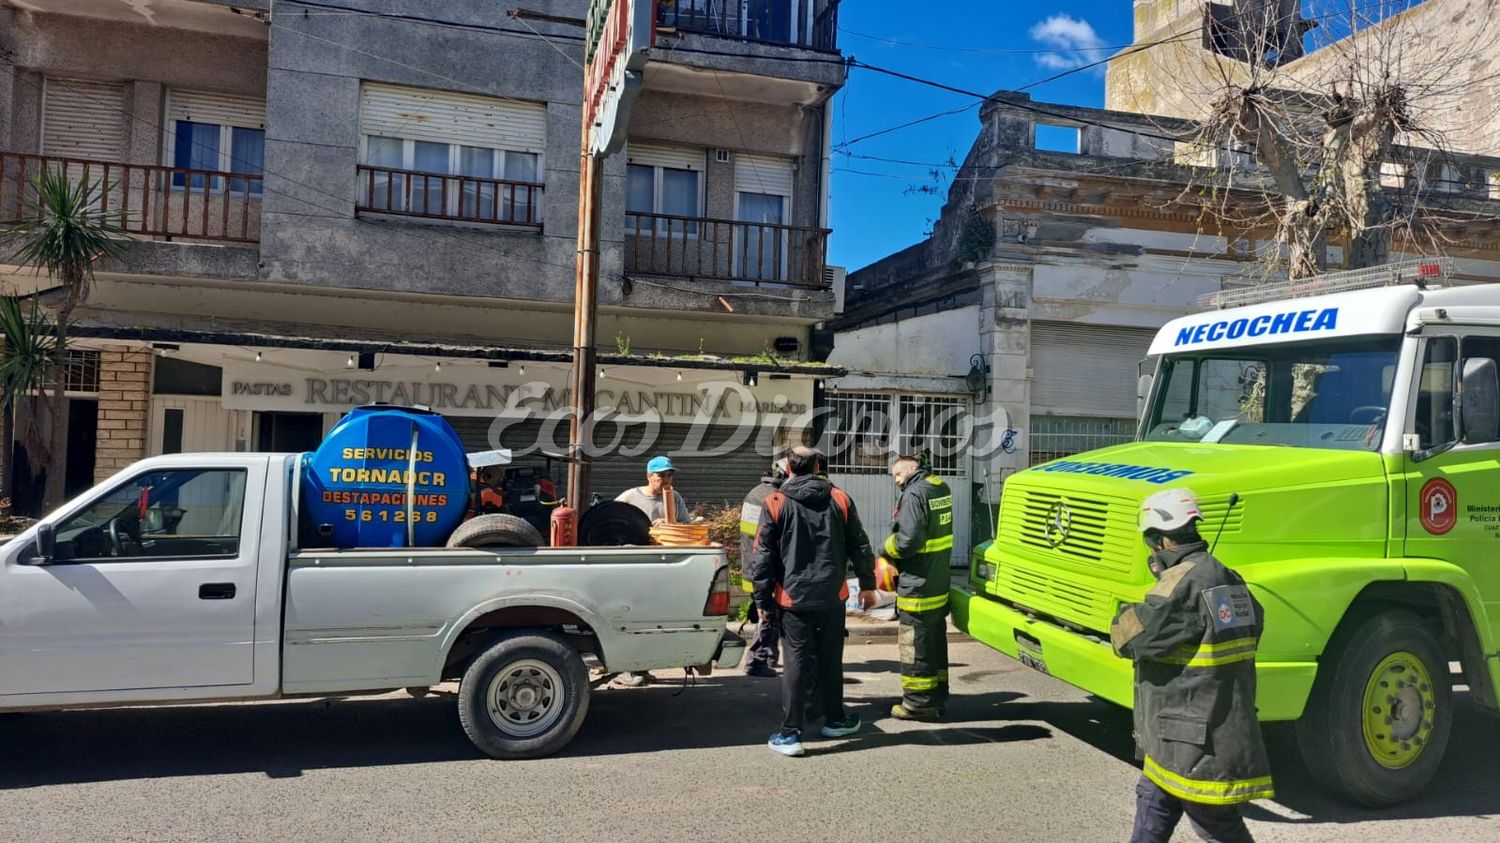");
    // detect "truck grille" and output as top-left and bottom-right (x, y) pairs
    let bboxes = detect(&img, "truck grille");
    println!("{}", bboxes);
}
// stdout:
(997, 565), (1114, 630)
(1000, 488), (1139, 575)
